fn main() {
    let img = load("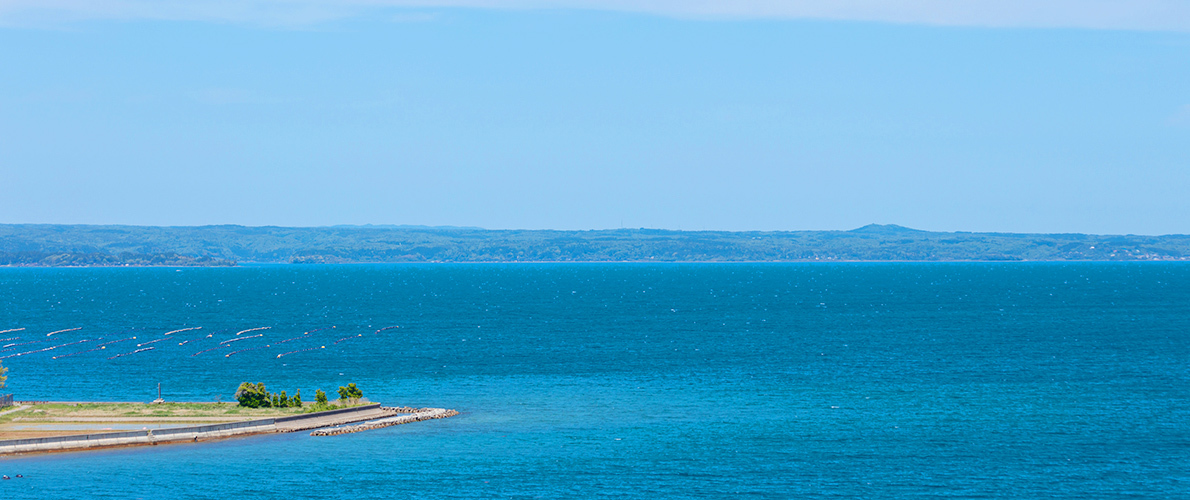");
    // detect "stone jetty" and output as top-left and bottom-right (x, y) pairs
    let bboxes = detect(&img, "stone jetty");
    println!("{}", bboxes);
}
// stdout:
(310, 407), (459, 436)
